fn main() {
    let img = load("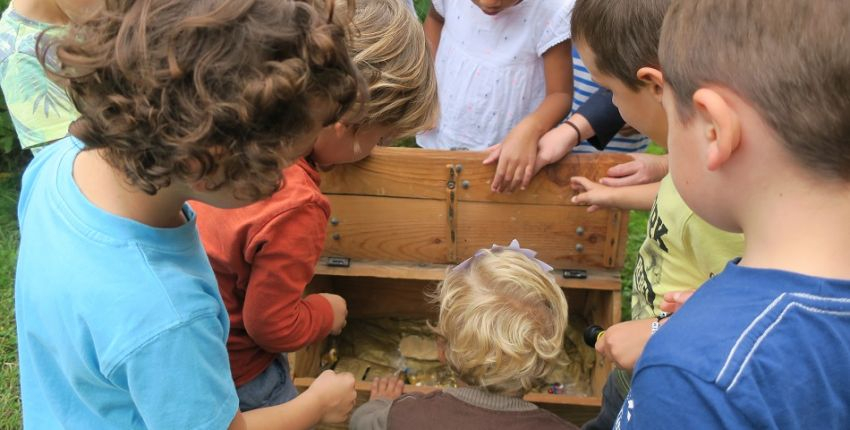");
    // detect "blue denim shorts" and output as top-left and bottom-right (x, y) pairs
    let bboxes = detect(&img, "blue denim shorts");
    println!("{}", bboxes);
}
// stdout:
(236, 354), (298, 411)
